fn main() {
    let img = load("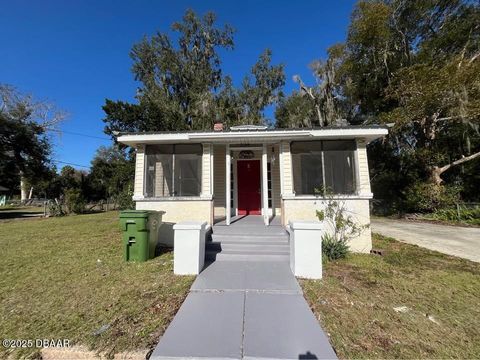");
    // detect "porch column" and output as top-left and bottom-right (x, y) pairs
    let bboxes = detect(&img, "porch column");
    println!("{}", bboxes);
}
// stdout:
(262, 144), (269, 226)
(133, 144), (145, 200)
(279, 142), (284, 196)
(201, 143), (212, 197)
(226, 144), (231, 225)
